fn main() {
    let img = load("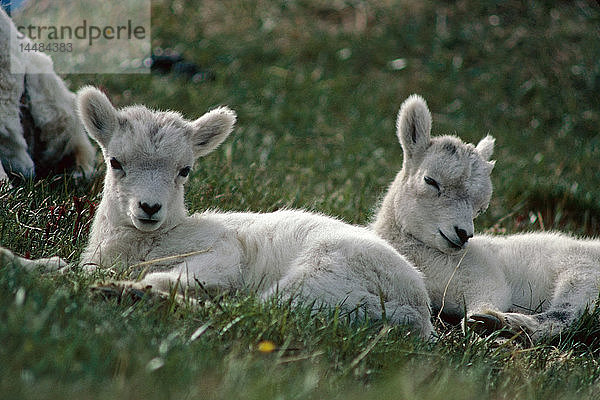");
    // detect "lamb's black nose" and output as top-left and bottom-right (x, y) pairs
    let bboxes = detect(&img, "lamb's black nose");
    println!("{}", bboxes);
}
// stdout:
(455, 226), (473, 246)
(139, 202), (162, 217)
